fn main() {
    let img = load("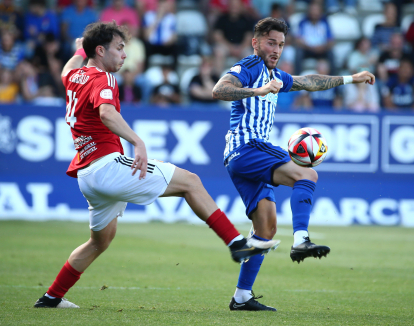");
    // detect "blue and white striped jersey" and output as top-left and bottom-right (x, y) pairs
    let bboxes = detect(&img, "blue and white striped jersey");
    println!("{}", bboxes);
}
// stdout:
(223, 55), (293, 161)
